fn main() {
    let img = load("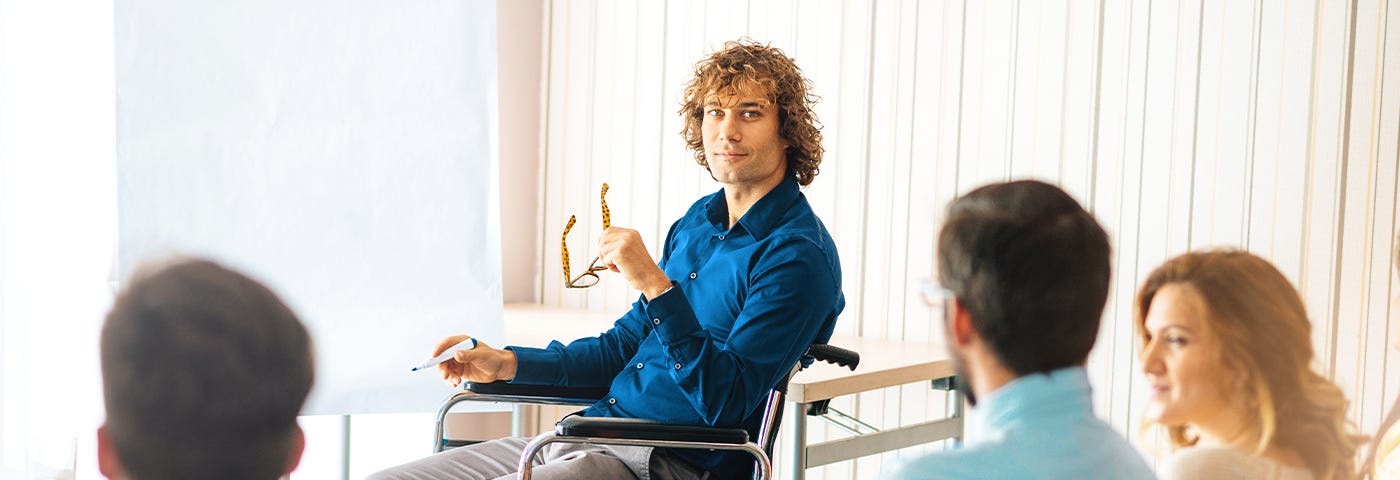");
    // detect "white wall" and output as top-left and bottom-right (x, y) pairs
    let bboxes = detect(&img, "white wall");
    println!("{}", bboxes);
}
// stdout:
(506, 0), (1400, 478)
(0, 0), (116, 475)
(499, 0), (547, 303)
